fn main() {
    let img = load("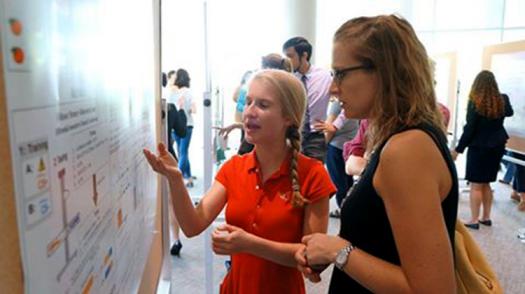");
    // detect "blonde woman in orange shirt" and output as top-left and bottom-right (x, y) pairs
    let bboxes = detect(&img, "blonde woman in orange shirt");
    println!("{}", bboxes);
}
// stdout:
(144, 69), (335, 294)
